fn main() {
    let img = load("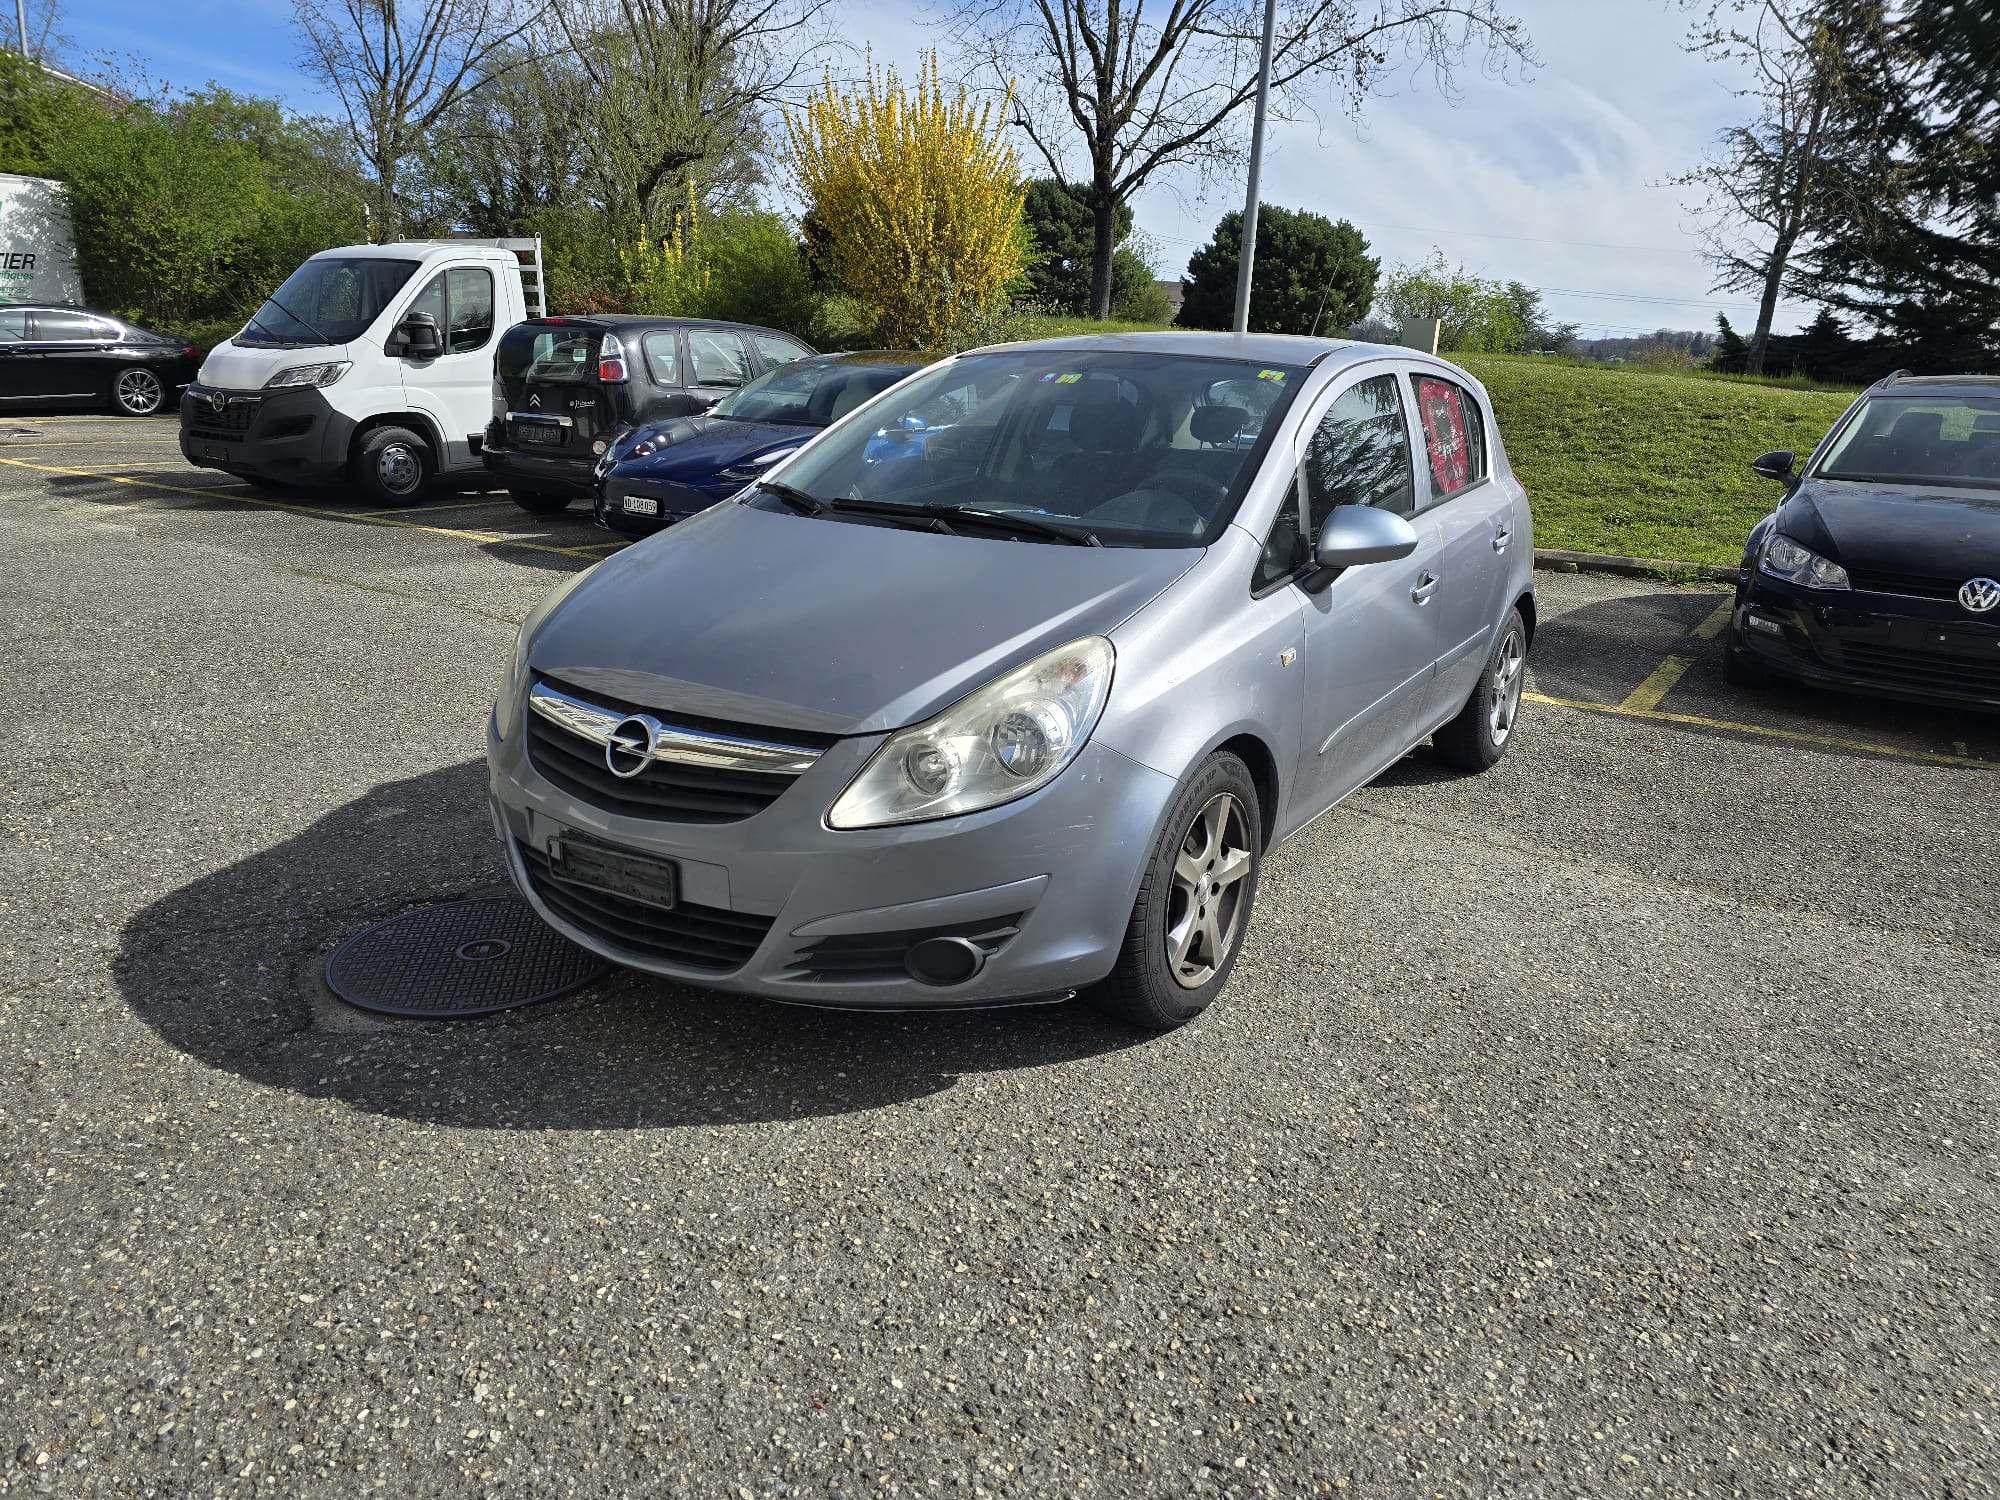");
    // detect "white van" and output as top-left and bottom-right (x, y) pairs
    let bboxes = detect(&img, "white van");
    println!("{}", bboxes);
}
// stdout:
(179, 239), (544, 504)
